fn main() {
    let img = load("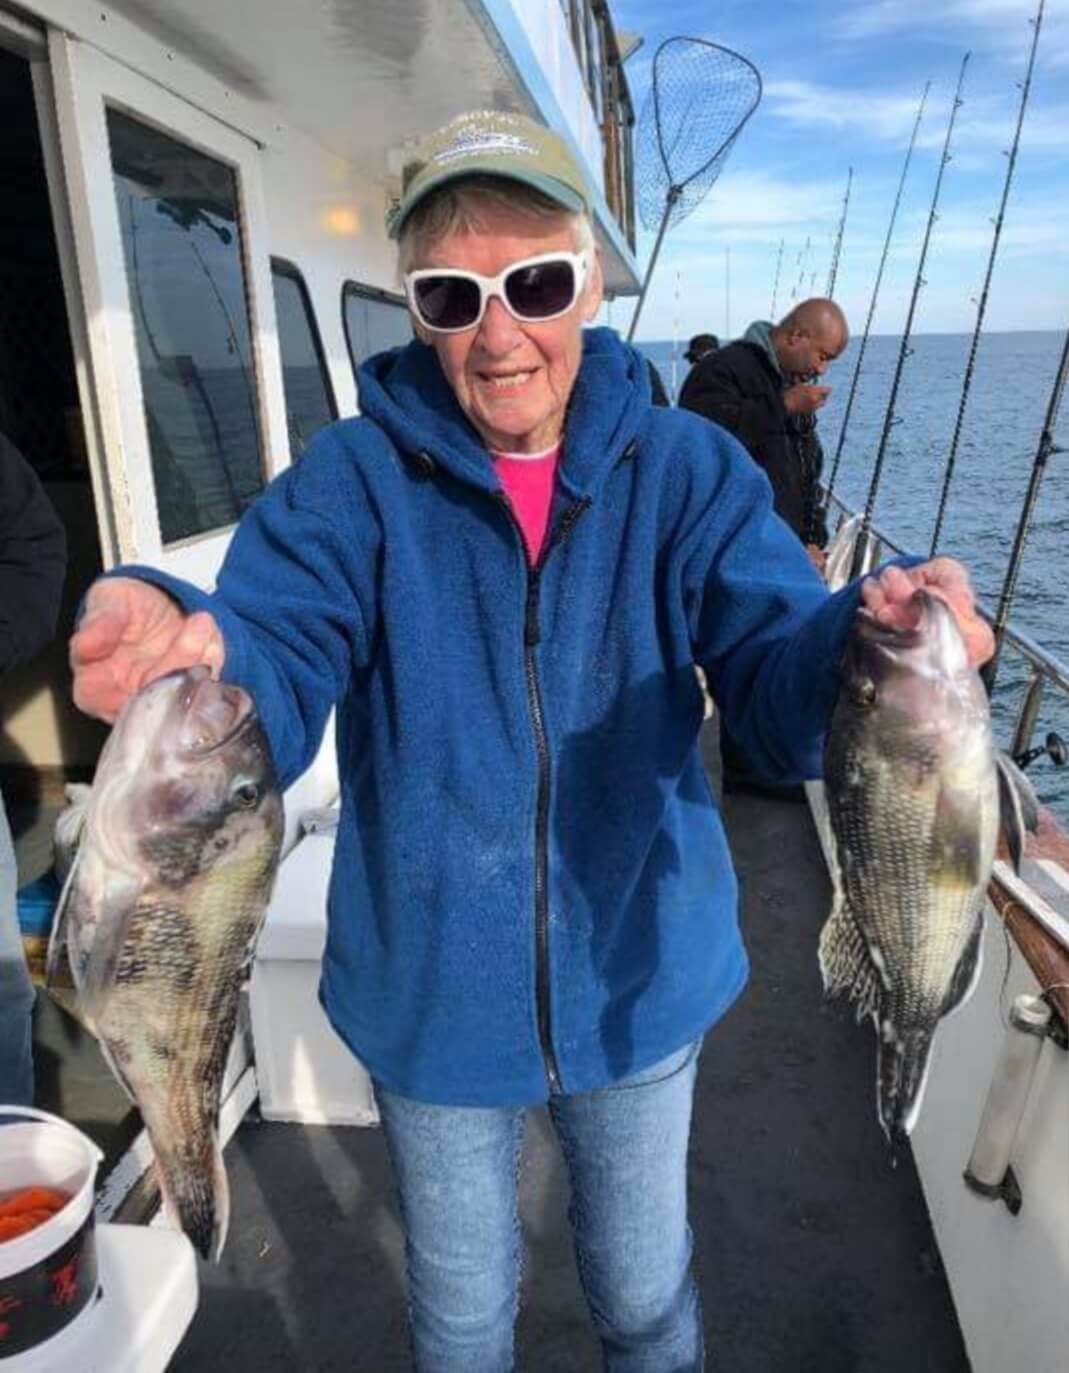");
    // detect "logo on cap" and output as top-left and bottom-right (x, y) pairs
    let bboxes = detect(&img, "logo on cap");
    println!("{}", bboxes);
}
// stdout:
(432, 131), (540, 167)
